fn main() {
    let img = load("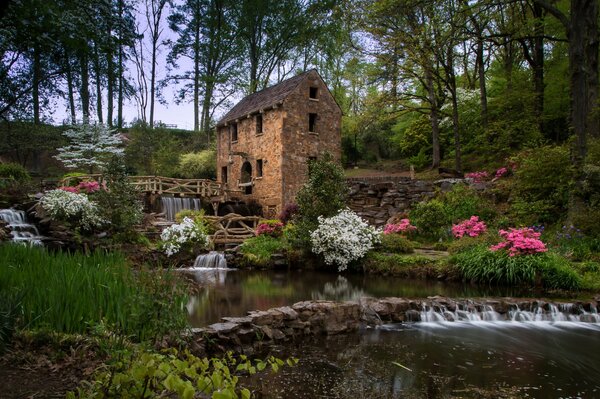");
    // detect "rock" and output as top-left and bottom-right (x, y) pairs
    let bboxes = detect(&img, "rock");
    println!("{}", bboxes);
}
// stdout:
(209, 322), (239, 335)
(248, 310), (273, 326)
(222, 316), (254, 325)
